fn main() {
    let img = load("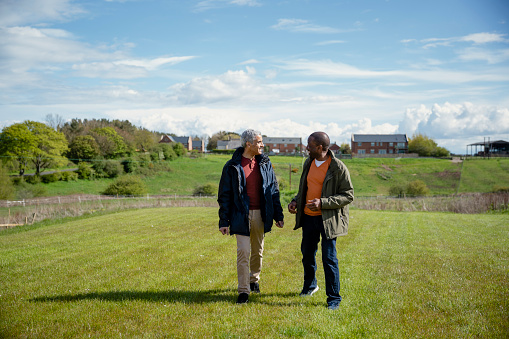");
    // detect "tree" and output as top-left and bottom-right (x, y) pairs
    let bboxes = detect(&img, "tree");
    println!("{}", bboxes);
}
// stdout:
(45, 113), (65, 132)
(67, 135), (101, 163)
(0, 123), (36, 175)
(173, 142), (187, 157)
(24, 121), (69, 175)
(90, 127), (128, 158)
(408, 133), (450, 157)
(207, 131), (240, 150)
(340, 143), (351, 155)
